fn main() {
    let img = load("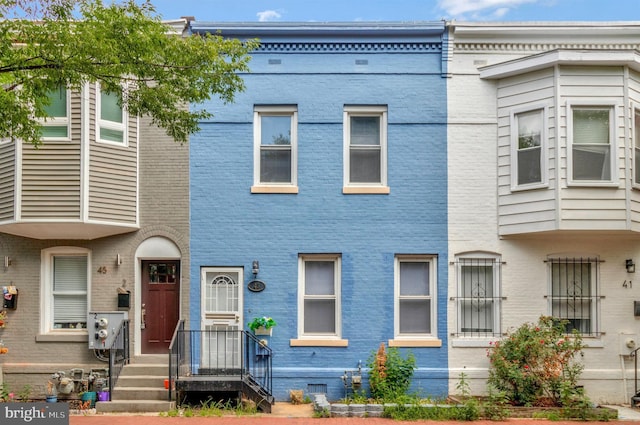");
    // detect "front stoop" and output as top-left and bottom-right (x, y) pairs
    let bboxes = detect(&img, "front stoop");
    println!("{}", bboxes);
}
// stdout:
(96, 354), (175, 414)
